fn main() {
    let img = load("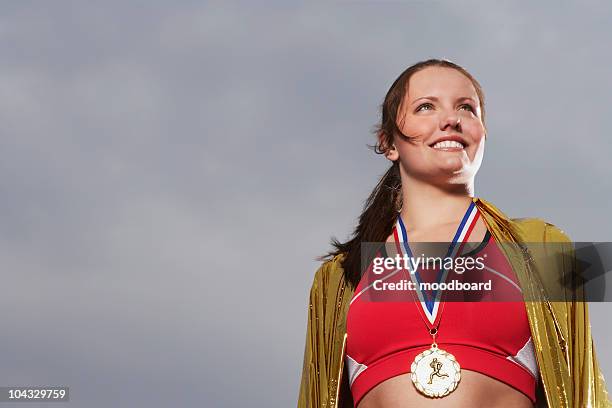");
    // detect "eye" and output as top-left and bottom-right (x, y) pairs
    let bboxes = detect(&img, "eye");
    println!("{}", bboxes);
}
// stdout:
(416, 103), (434, 112)
(459, 104), (475, 113)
